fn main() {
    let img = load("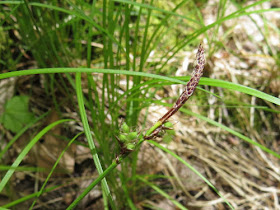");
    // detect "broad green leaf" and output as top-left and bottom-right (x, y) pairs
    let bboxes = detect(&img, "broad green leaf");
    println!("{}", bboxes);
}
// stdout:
(1, 96), (35, 133)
